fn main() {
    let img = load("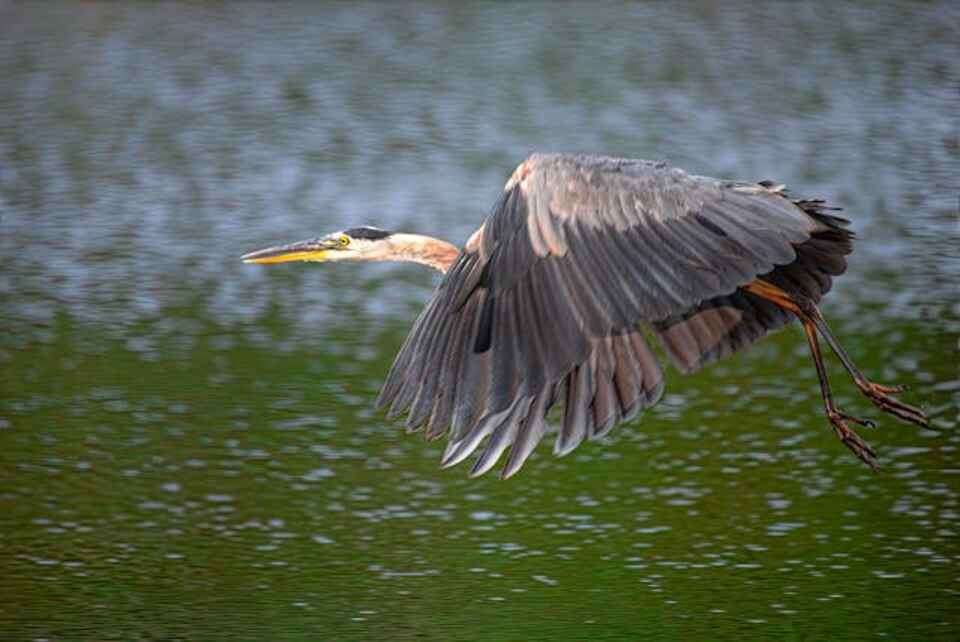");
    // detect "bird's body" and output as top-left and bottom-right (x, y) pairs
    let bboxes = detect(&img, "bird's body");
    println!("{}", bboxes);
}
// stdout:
(243, 154), (927, 477)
